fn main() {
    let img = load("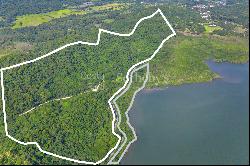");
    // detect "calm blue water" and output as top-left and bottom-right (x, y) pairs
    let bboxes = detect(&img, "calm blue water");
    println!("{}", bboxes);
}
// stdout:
(122, 62), (249, 165)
